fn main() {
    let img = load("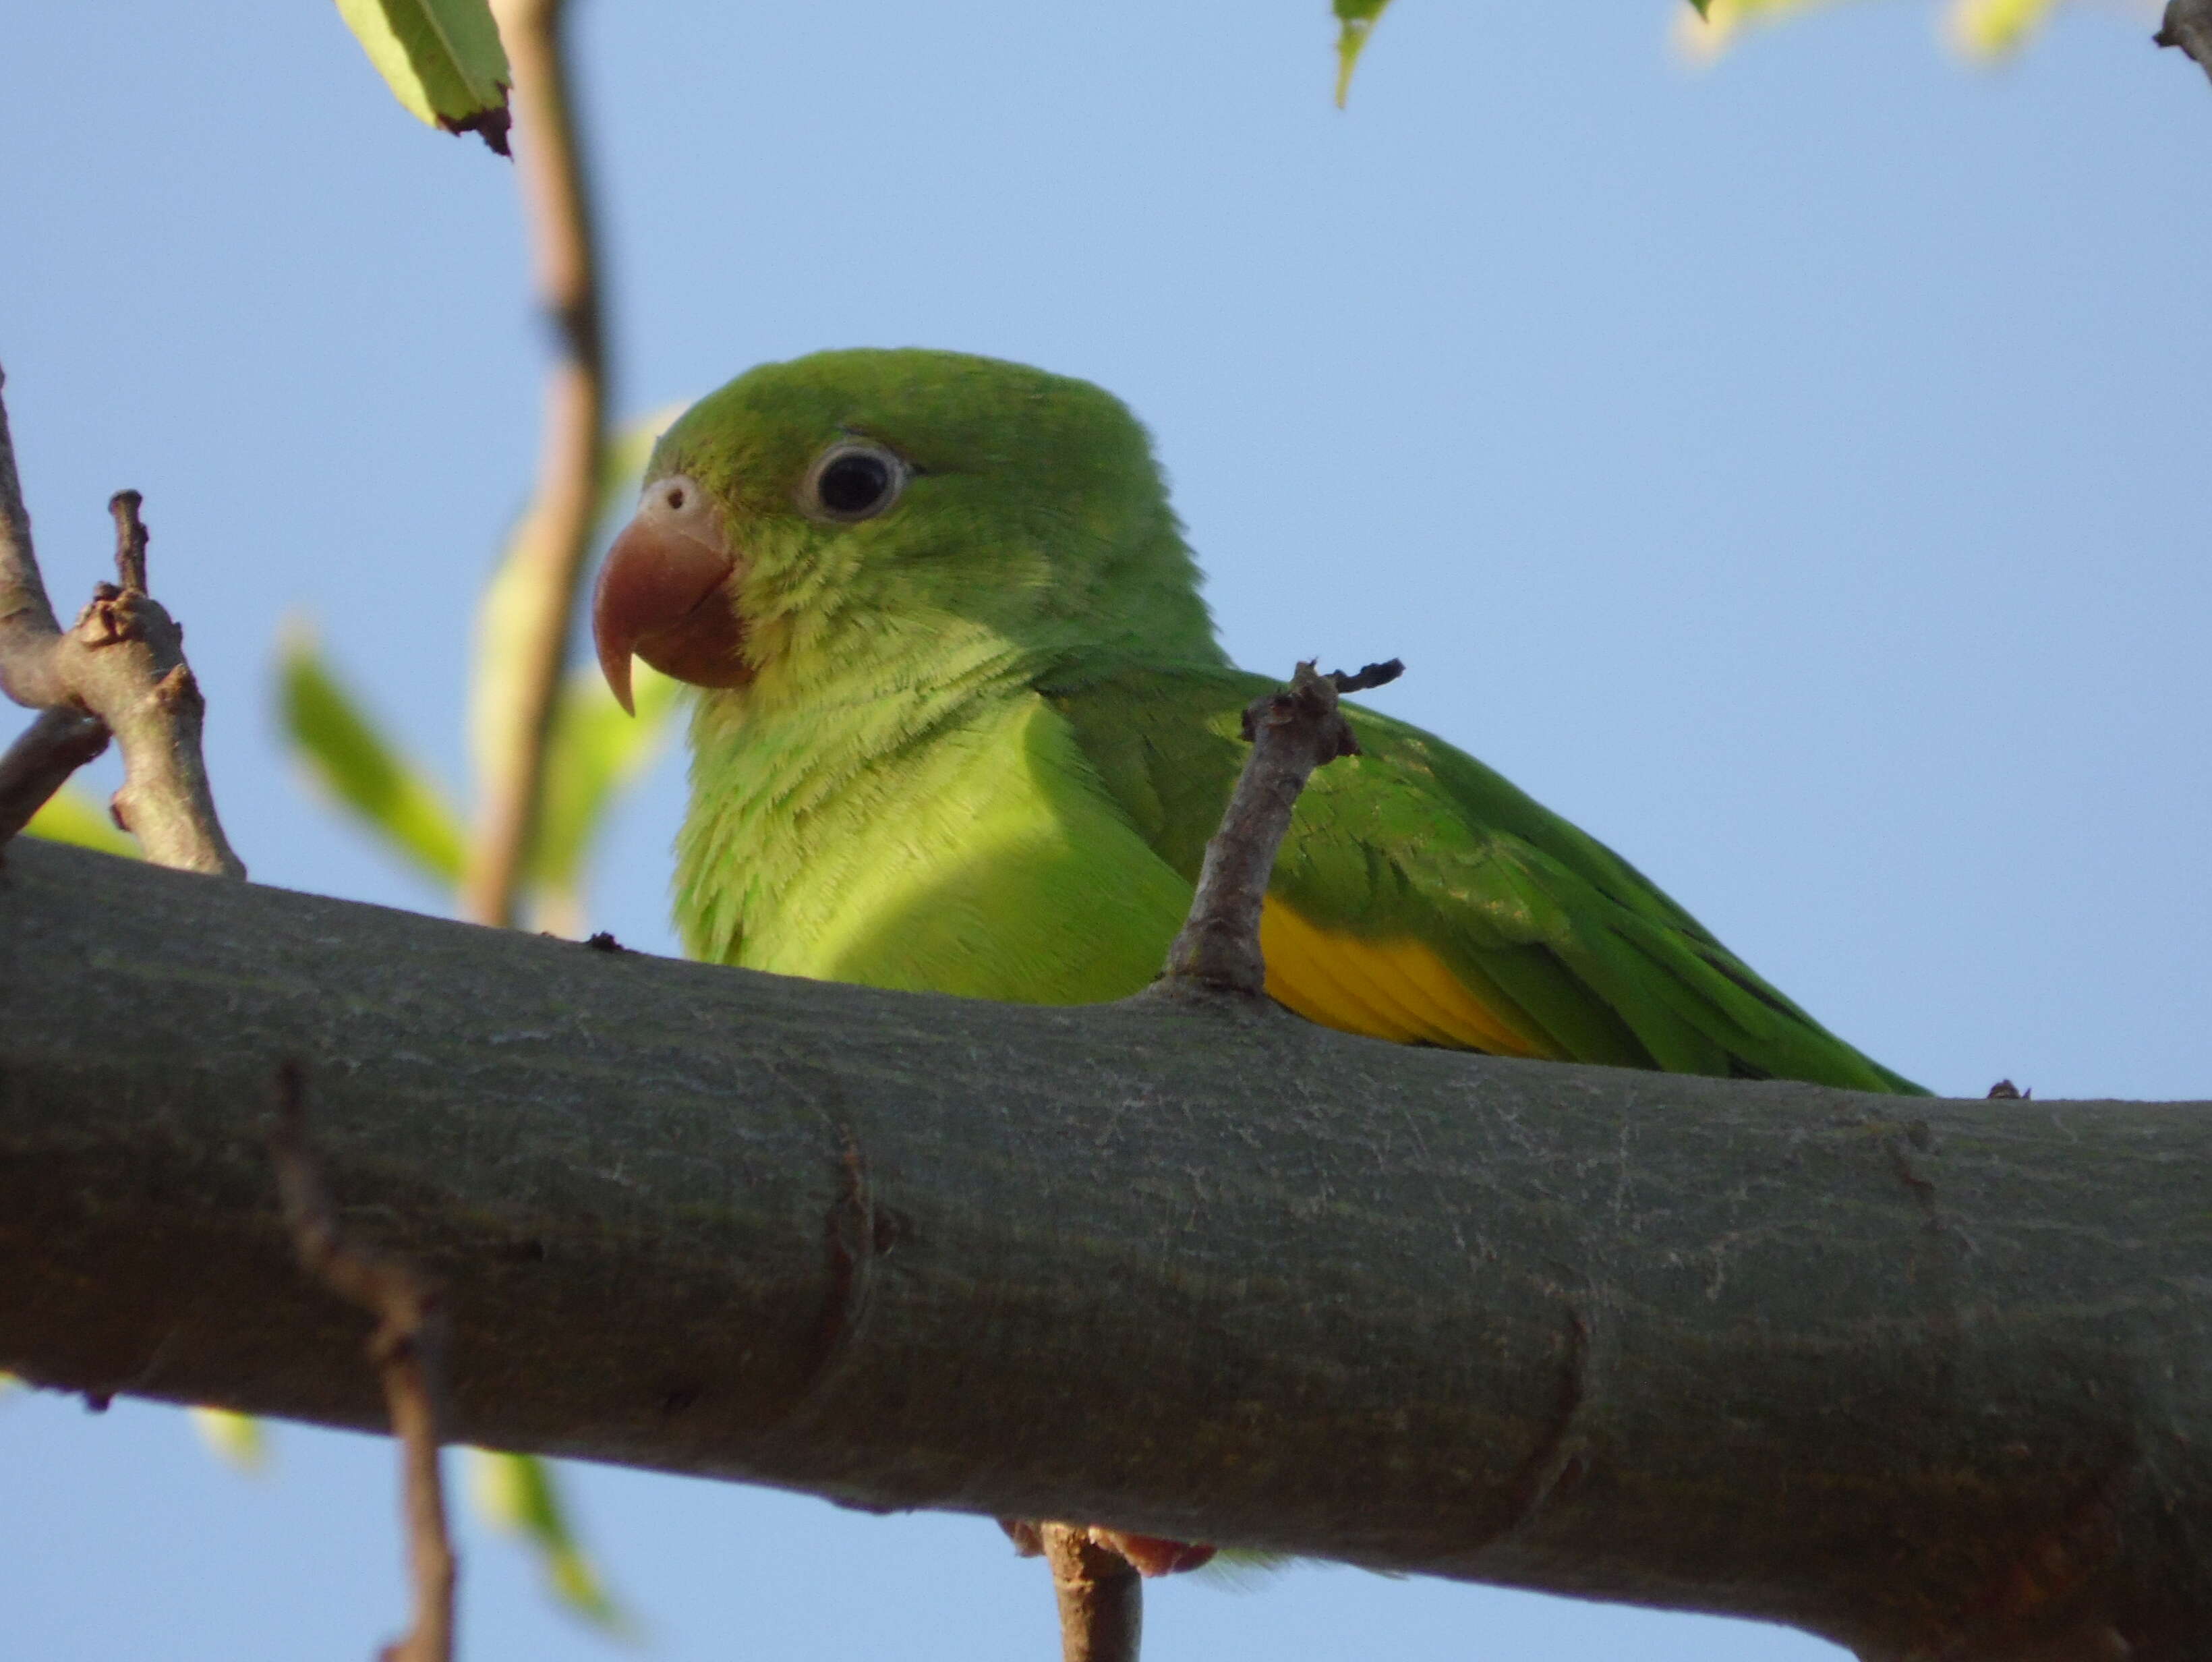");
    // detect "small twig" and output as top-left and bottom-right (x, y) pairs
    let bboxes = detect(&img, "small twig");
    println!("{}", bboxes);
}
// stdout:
(1328, 658), (1407, 695)
(1080, 654), (1401, 1657)
(0, 707), (109, 842)
(1159, 658), (1403, 996)
(463, 0), (607, 929)
(110, 490), (148, 594)
(1006, 1518), (1215, 1662)
(0, 364), (66, 707)
(268, 1062), (456, 1662)
(0, 365), (244, 874)
(1039, 1524), (1143, 1662)
(2157, 0), (2212, 86)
